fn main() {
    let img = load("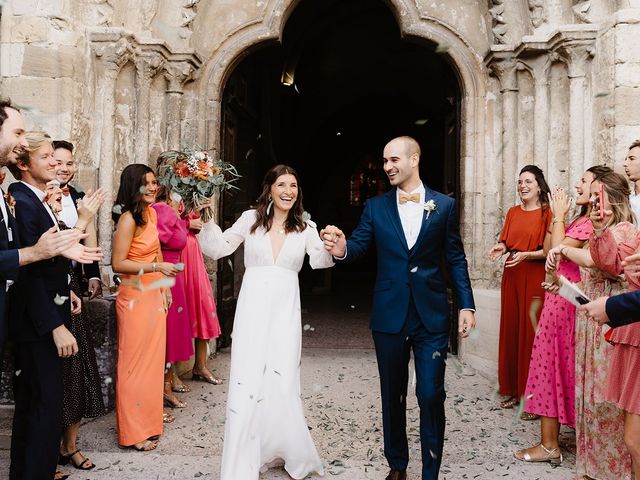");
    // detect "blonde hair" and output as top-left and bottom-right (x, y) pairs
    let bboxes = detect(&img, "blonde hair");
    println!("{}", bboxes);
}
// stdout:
(17, 131), (52, 164)
(10, 131), (52, 179)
